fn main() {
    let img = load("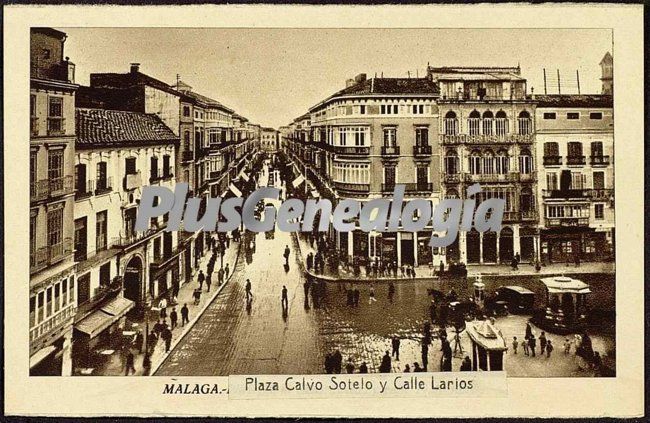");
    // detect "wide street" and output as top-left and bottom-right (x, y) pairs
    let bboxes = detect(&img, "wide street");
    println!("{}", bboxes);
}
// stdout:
(156, 163), (615, 377)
